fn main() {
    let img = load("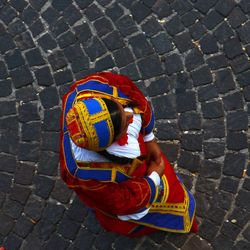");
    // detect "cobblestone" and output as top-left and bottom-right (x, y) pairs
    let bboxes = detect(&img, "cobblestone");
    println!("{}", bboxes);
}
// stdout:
(0, 1), (249, 249)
